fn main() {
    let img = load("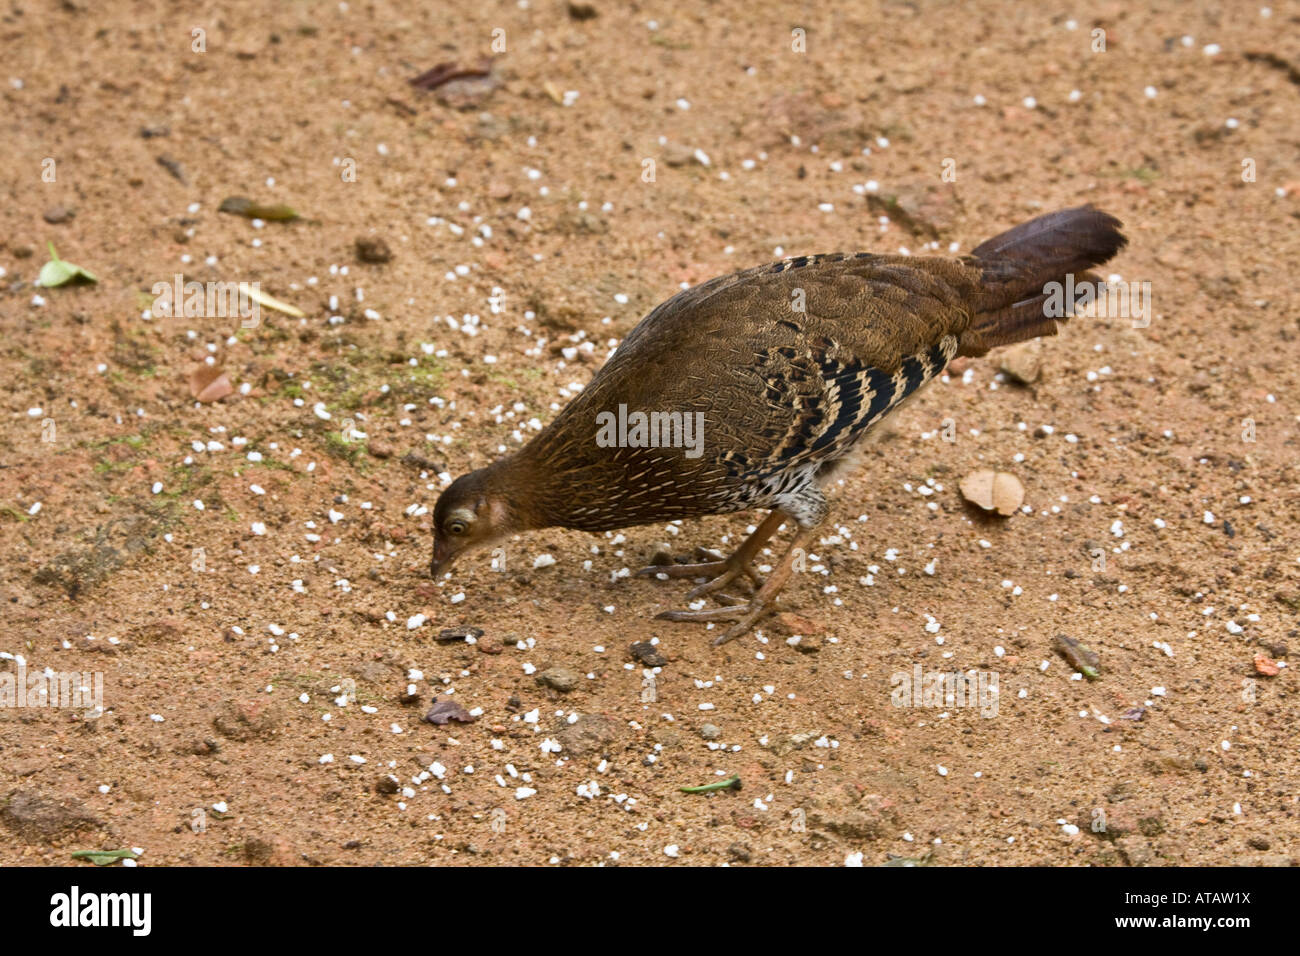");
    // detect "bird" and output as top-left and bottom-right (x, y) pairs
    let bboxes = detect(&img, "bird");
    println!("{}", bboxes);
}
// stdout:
(430, 204), (1127, 645)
